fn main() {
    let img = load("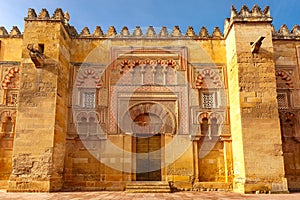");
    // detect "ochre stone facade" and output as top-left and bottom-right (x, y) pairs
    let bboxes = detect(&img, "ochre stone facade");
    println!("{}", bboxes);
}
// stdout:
(0, 5), (299, 193)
